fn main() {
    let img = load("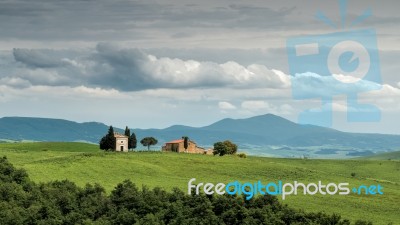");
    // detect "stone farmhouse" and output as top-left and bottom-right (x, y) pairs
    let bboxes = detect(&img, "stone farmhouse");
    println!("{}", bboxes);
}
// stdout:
(162, 139), (213, 155)
(114, 133), (129, 152)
